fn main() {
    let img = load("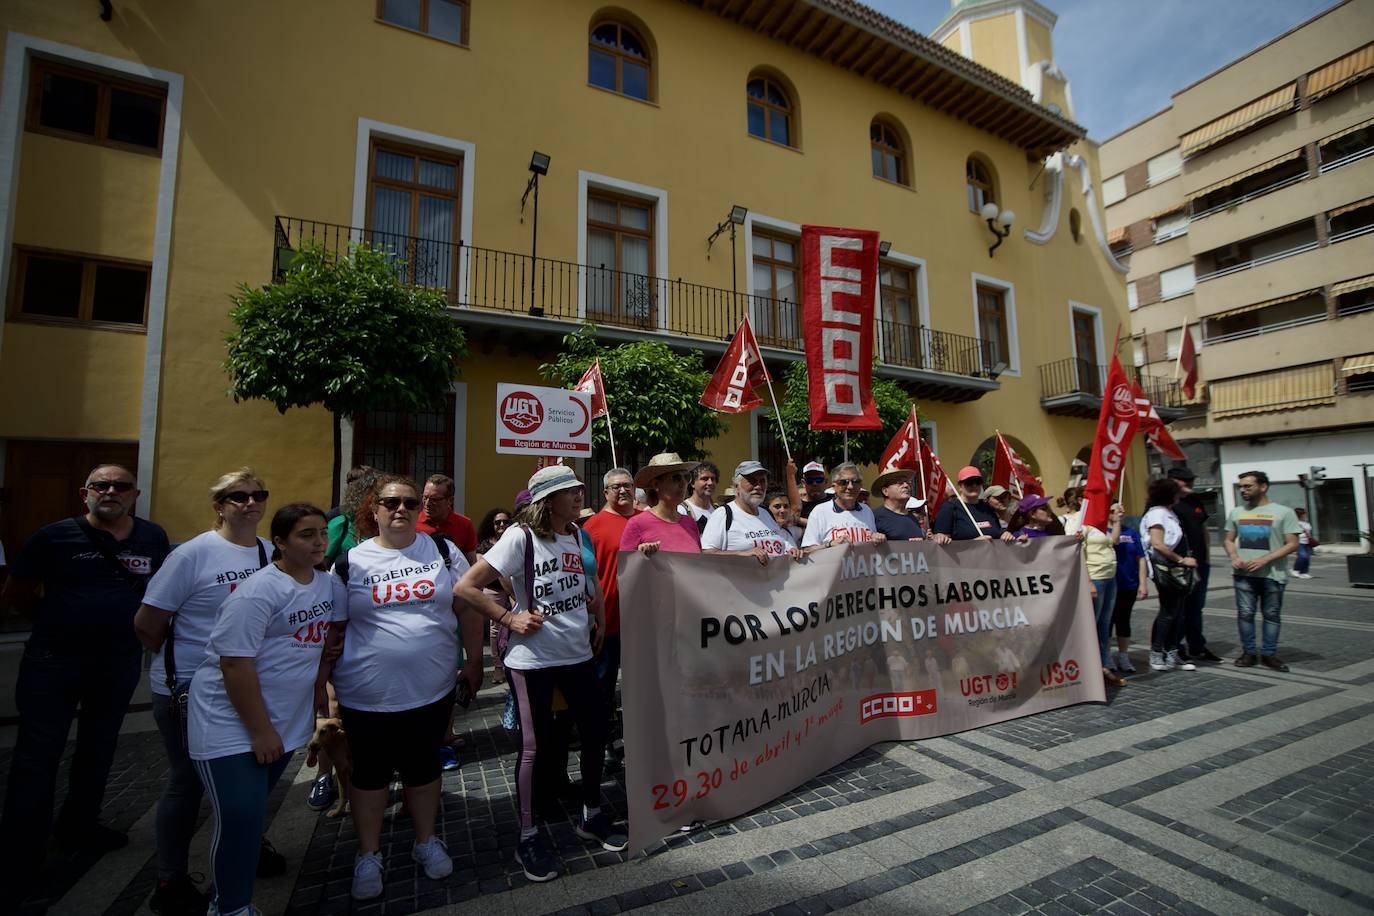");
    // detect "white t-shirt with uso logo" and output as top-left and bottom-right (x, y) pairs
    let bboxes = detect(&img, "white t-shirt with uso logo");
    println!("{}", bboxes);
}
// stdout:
(483, 526), (594, 671)
(700, 502), (791, 558)
(188, 564), (343, 760)
(802, 501), (879, 548)
(332, 535), (470, 712)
